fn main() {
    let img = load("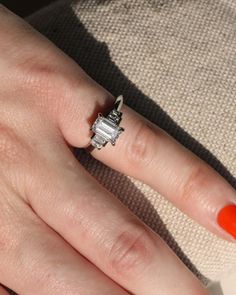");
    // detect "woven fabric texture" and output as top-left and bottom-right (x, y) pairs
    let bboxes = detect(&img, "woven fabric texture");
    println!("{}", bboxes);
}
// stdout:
(26, 0), (236, 284)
